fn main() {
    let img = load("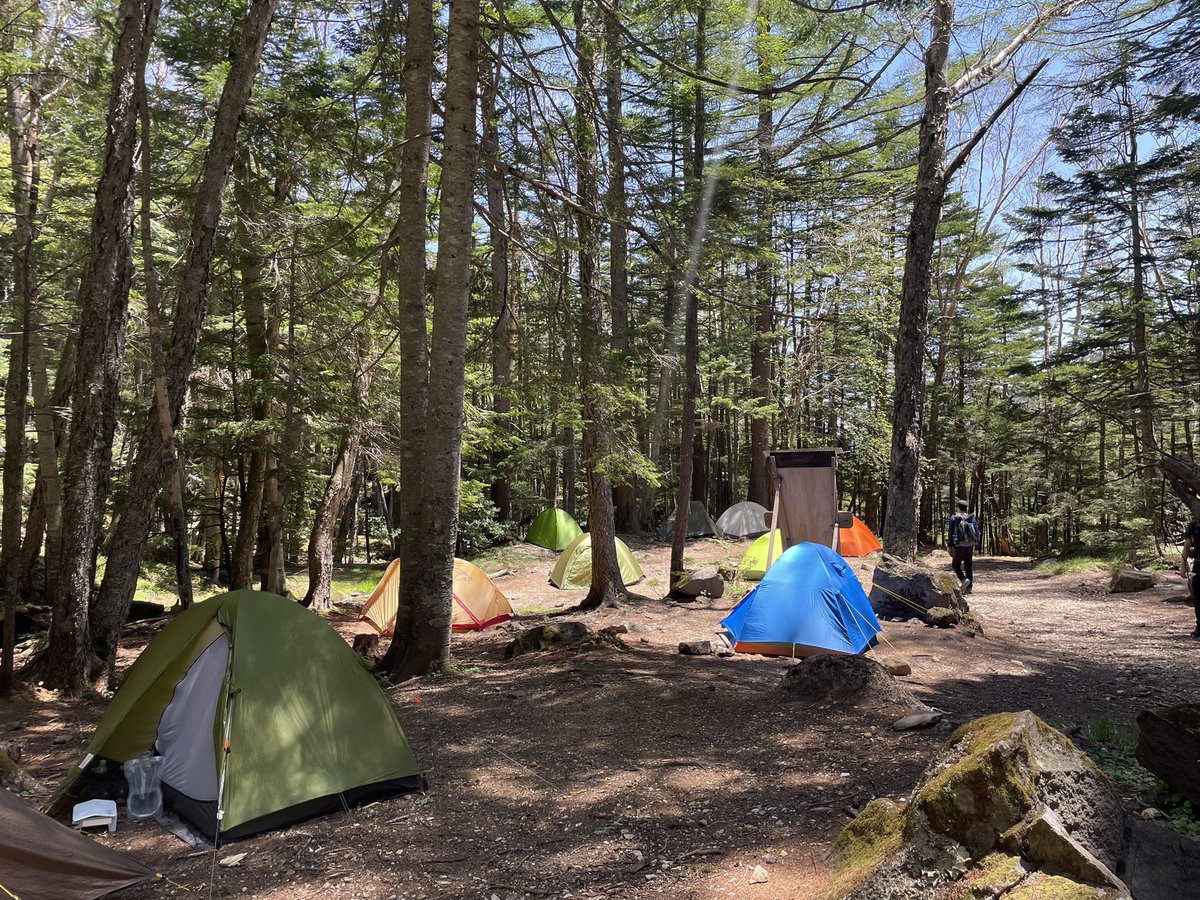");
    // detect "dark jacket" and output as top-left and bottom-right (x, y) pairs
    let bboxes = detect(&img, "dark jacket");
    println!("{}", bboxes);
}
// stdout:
(949, 512), (980, 548)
